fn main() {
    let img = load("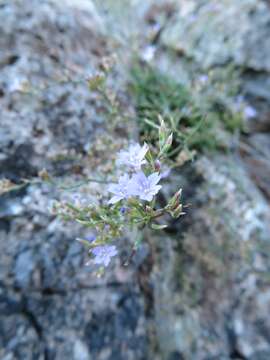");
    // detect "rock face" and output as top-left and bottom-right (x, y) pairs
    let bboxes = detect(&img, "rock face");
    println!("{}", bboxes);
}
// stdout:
(160, 0), (270, 126)
(1, 1), (270, 360)
(161, 0), (270, 71)
(150, 156), (270, 359)
(0, 1), (147, 360)
(145, 0), (270, 358)
(0, 0), (106, 179)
